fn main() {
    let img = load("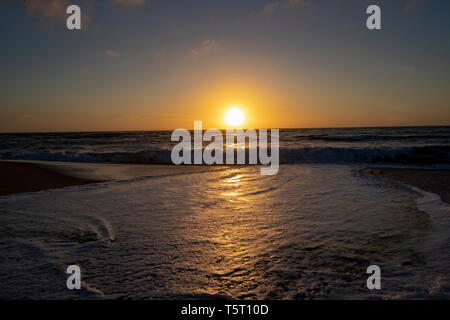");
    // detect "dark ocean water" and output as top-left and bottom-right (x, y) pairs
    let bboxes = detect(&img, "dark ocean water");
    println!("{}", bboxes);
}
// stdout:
(1, 126), (450, 166)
